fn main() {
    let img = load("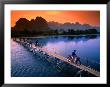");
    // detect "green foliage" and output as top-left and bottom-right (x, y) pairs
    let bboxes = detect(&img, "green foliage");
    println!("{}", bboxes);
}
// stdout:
(11, 28), (99, 37)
